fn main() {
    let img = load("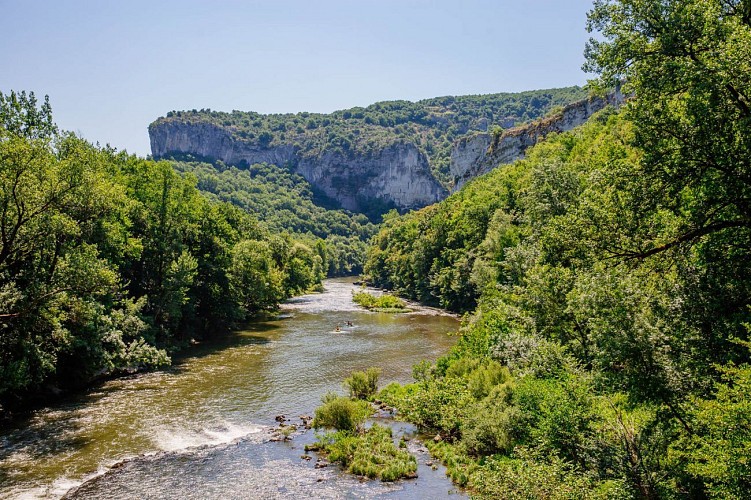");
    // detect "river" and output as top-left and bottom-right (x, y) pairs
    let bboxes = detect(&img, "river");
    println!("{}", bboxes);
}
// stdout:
(0, 278), (463, 499)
